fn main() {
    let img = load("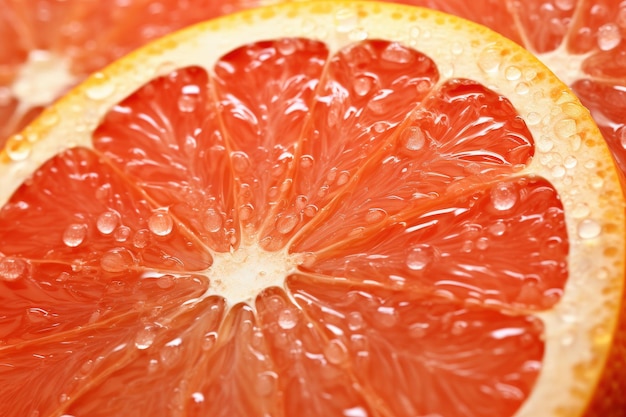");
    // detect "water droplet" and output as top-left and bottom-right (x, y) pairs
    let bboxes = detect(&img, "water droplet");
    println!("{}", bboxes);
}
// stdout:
(97, 211), (119, 235)
(256, 371), (277, 396)
(6, 134), (31, 161)
(555, 118), (577, 140)
(157, 274), (175, 289)
(490, 182), (518, 211)
(177, 93), (199, 113)
(303, 204), (318, 217)
(451, 42), (464, 55)
(101, 249), (134, 273)
(63, 223), (87, 247)
(0, 257), (28, 281)
(295, 252), (317, 268)
(515, 82), (530, 95)
(135, 326), (156, 350)
(133, 229), (150, 248)
(335, 7), (358, 32)
(202, 332), (217, 351)
(478, 47), (501, 73)
(353, 75), (373, 96)
(148, 211), (174, 236)
(381, 43), (413, 64)
(231, 151), (251, 173)
(488, 220), (507, 236)
(505, 65), (522, 81)
(526, 112), (541, 126)
(376, 306), (398, 327)
(597, 23), (622, 51)
(114, 225), (131, 242)
(160, 338), (183, 368)
(204, 208), (223, 233)
(85, 72), (115, 100)
(365, 208), (387, 223)
(278, 308), (298, 330)
(324, 339), (348, 365)
(276, 38), (297, 55)
(578, 218), (602, 239)
(555, 0), (575, 10)
(300, 154), (315, 169)
(476, 236), (489, 250)
(400, 126), (428, 151)
(451, 320), (468, 336)
(276, 213), (298, 234)
(348, 311), (364, 331)
(409, 322), (429, 338)
(572, 202), (590, 219)
(406, 244), (434, 271)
